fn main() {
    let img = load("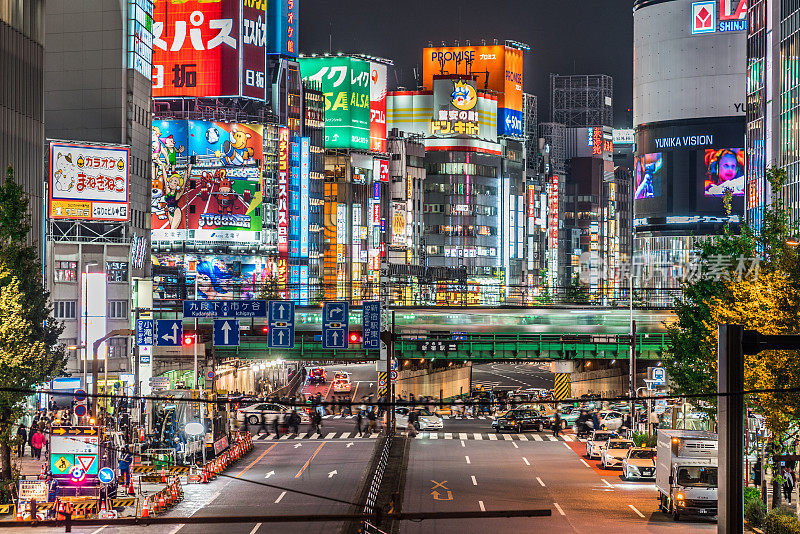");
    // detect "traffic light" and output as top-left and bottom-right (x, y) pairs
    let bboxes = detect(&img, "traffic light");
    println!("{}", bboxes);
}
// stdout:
(349, 331), (362, 344)
(183, 334), (194, 346)
(260, 325), (269, 334)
